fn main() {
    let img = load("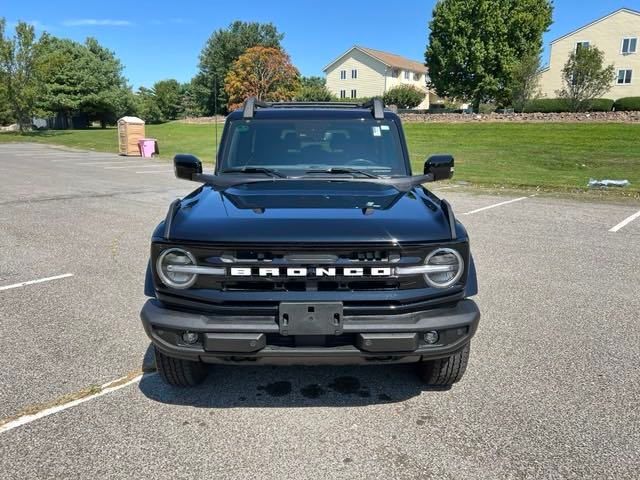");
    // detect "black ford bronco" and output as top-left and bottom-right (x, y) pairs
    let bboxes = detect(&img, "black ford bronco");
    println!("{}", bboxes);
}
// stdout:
(141, 98), (480, 388)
